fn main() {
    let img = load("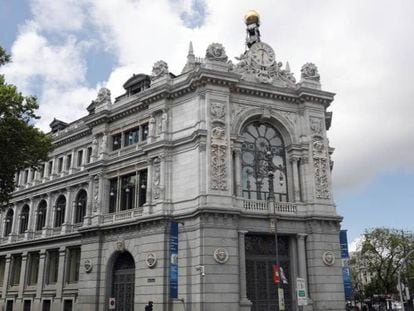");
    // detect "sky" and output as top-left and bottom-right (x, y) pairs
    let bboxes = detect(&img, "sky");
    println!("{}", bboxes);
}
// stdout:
(0, 0), (413, 249)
